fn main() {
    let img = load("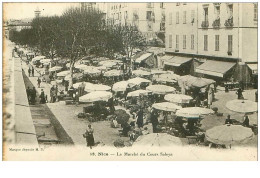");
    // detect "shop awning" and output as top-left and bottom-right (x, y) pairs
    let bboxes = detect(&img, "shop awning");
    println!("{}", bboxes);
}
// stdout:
(135, 53), (153, 63)
(164, 56), (192, 67)
(196, 60), (236, 78)
(160, 55), (174, 61)
(247, 63), (258, 75)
